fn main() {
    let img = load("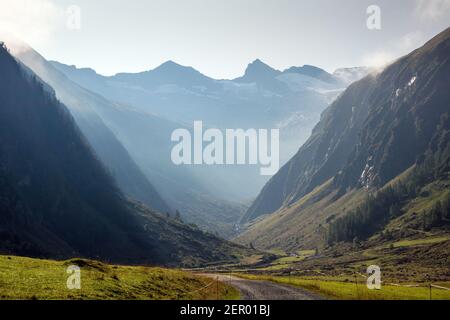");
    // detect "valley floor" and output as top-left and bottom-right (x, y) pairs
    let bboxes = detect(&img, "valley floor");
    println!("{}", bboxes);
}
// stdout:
(0, 256), (238, 300)
(202, 233), (450, 300)
(2, 230), (449, 300)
